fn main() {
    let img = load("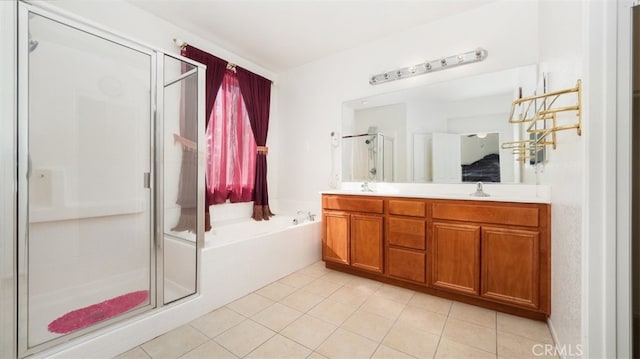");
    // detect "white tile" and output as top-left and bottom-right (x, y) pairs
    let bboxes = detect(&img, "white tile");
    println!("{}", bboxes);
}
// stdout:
(279, 272), (317, 288)
(497, 312), (553, 344)
(307, 352), (329, 359)
(114, 347), (150, 359)
(316, 328), (379, 359)
(382, 322), (440, 358)
(307, 298), (359, 326)
(372, 284), (415, 304)
(255, 281), (298, 301)
(140, 325), (208, 359)
(407, 292), (452, 316)
(190, 307), (245, 338)
(296, 261), (332, 278)
(435, 338), (495, 359)
(327, 285), (371, 306)
(396, 305), (447, 336)
(344, 276), (383, 295)
(252, 302), (303, 332)
(321, 270), (353, 285)
(498, 330), (558, 358)
(360, 295), (406, 320)
(226, 293), (274, 317)
(279, 289), (325, 313)
(441, 317), (496, 353)
(214, 320), (275, 357)
(341, 310), (394, 342)
(246, 334), (312, 359)
(180, 341), (237, 359)
(449, 302), (496, 329)
(303, 278), (343, 297)
(280, 314), (337, 350)
(371, 345), (415, 359)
